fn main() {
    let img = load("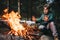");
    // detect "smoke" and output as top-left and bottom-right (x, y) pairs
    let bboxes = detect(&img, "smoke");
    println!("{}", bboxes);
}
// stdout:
(46, 0), (54, 4)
